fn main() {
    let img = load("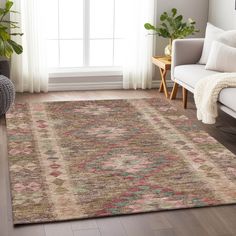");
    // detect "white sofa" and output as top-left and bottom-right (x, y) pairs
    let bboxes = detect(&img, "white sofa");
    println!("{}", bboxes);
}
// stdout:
(171, 38), (236, 119)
